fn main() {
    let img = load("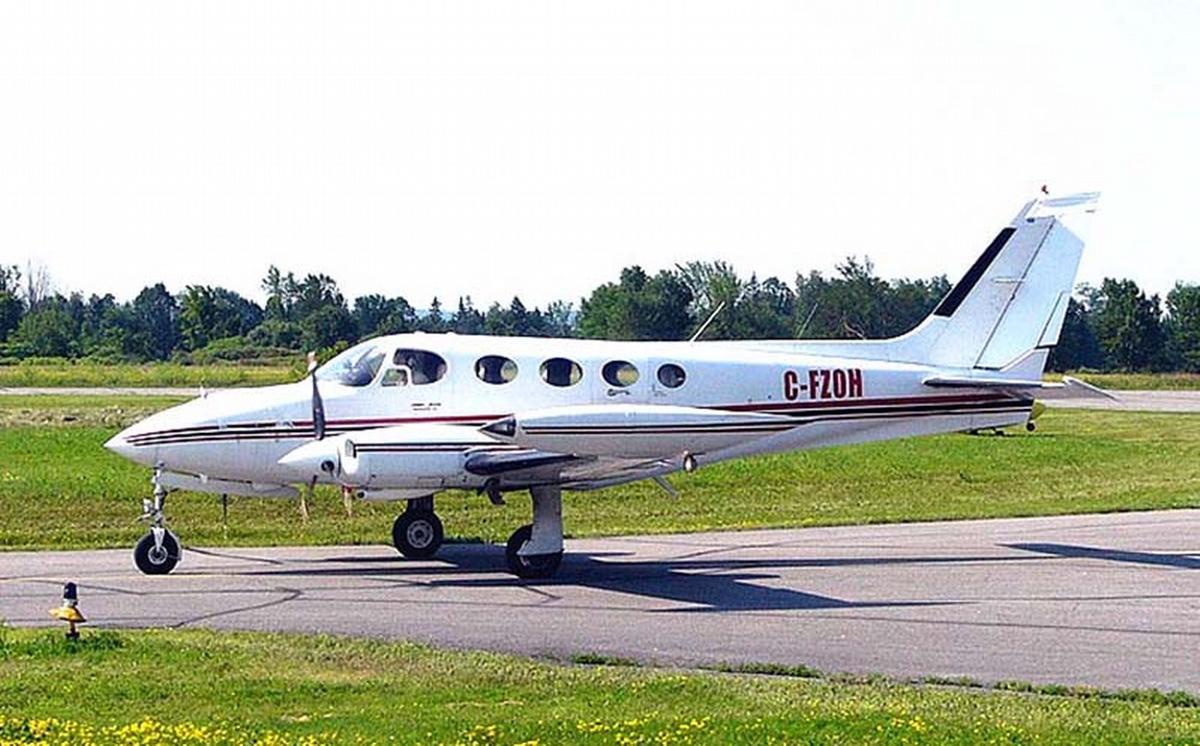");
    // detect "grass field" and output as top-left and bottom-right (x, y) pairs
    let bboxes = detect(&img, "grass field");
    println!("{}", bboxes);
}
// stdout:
(0, 362), (297, 388)
(0, 628), (1197, 745)
(1048, 371), (1200, 391)
(0, 395), (1197, 551)
(2, 360), (1200, 390)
